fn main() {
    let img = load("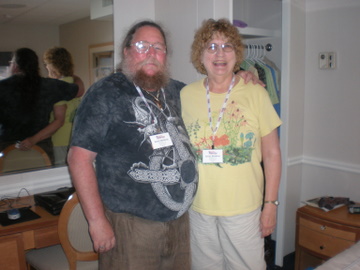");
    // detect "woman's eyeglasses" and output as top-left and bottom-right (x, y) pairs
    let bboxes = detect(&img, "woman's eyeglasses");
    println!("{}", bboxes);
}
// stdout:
(206, 43), (234, 54)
